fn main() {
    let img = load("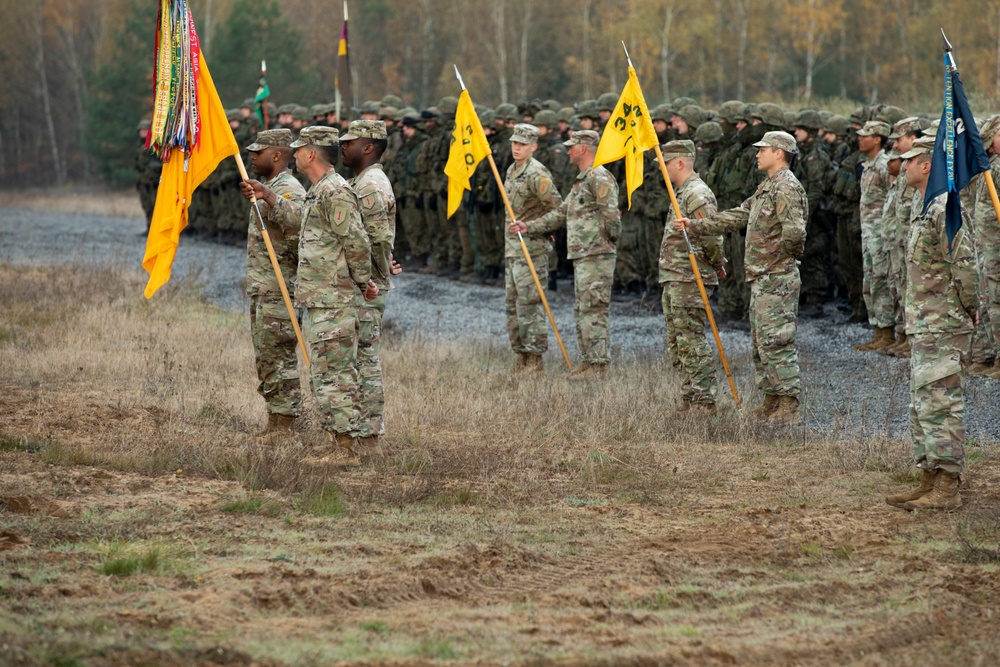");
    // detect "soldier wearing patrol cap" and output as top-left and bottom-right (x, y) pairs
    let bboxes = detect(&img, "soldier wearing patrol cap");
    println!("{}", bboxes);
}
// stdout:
(677, 131), (808, 424)
(885, 135), (978, 511)
(970, 115), (1000, 379)
(244, 126), (375, 463)
(514, 130), (621, 379)
(499, 123), (563, 373)
(341, 120), (396, 445)
(658, 140), (724, 413)
(854, 119), (895, 353)
(238, 129), (308, 437)
(792, 109), (834, 316)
